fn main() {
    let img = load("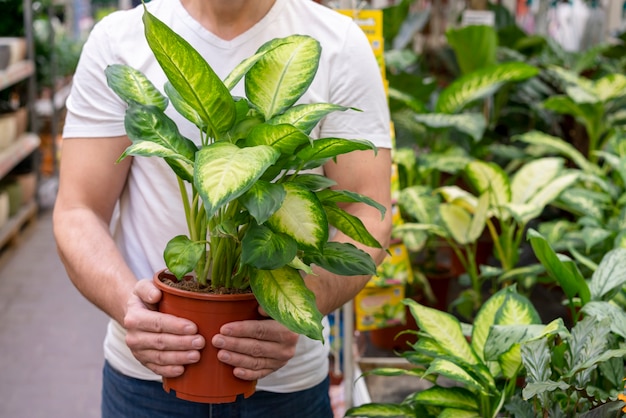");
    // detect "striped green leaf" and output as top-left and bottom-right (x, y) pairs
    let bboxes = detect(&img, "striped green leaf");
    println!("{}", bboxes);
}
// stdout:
(143, 10), (235, 134)
(514, 130), (595, 173)
(588, 247), (626, 300)
(296, 137), (377, 163)
(412, 386), (479, 411)
(104, 64), (168, 110)
(267, 183), (328, 251)
(246, 35), (321, 120)
(164, 82), (206, 131)
(121, 102), (196, 182)
(195, 142), (280, 218)
(303, 241), (376, 276)
(403, 299), (480, 366)
(269, 103), (351, 135)
(511, 158), (564, 204)
(465, 160), (511, 208)
(245, 123), (310, 154)
(413, 112), (486, 142)
(436, 62), (538, 114)
(345, 403), (415, 417)
(425, 358), (485, 393)
(250, 266), (323, 341)
(323, 204), (382, 248)
(317, 189), (386, 219)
